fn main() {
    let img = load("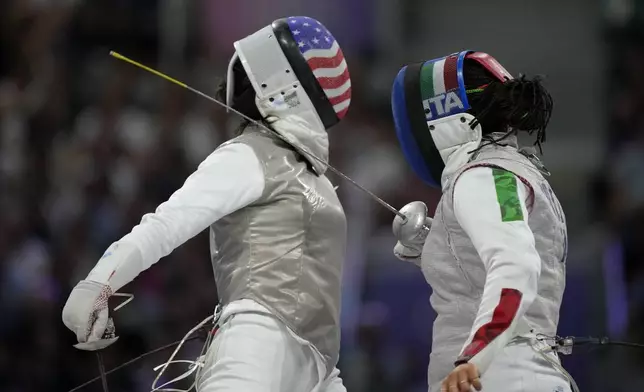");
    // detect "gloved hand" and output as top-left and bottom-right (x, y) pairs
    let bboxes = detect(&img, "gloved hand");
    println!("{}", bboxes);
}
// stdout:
(62, 280), (119, 351)
(392, 201), (433, 264)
